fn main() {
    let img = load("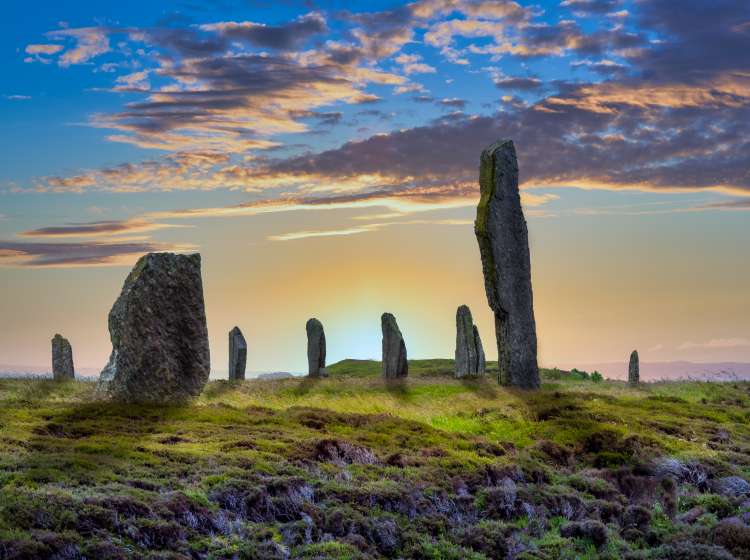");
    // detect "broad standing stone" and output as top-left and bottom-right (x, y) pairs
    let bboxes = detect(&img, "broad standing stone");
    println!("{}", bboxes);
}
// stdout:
(306, 318), (326, 377)
(51, 334), (75, 381)
(228, 327), (247, 381)
(97, 252), (210, 404)
(381, 313), (408, 379)
(475, 139), (540, 388)
(455, 305), (486, 377)
(629, 350), (639, 387)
